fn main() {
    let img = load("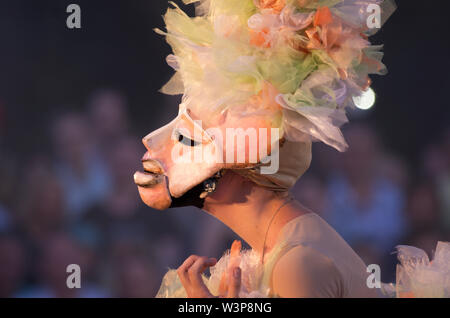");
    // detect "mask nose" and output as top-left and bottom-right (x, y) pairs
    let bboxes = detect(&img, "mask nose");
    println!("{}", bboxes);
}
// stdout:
(142, 134), (153, 153)
(142, 118), (177, 155)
